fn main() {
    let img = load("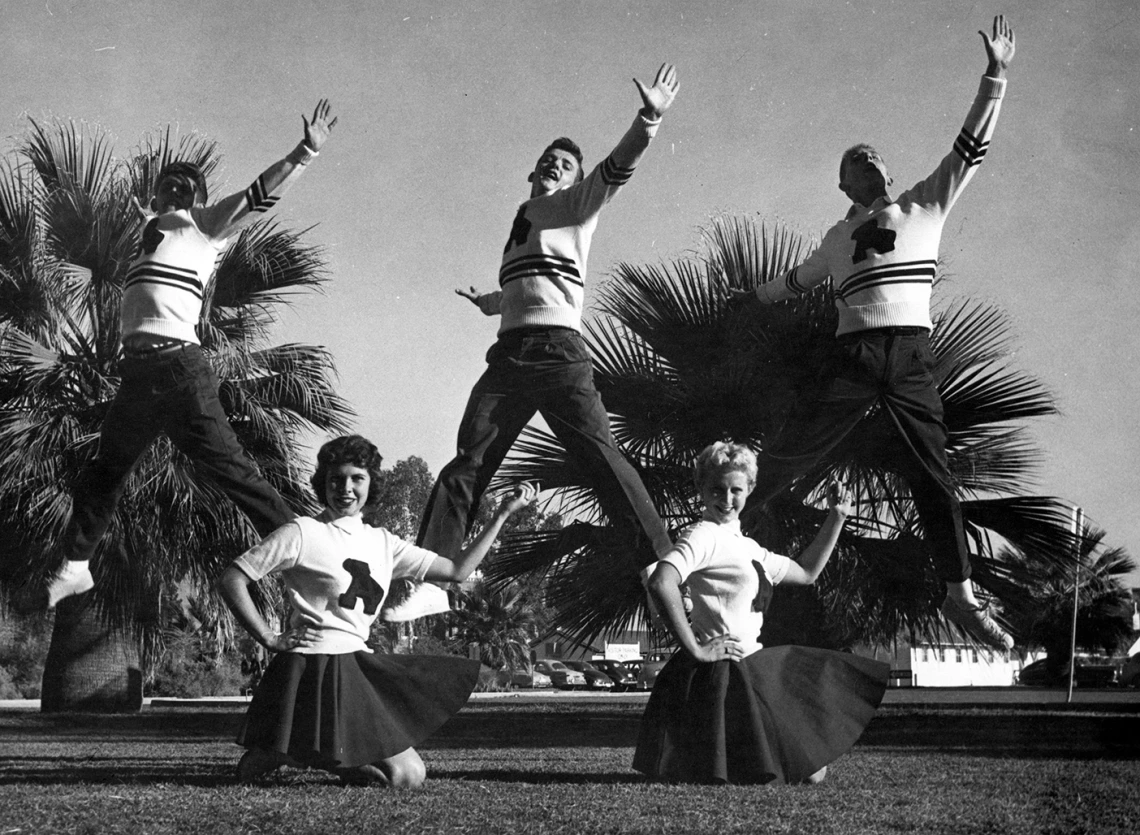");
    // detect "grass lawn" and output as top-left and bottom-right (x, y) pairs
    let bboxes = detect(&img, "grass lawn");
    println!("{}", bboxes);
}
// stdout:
(0, 700), (1137, 834)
